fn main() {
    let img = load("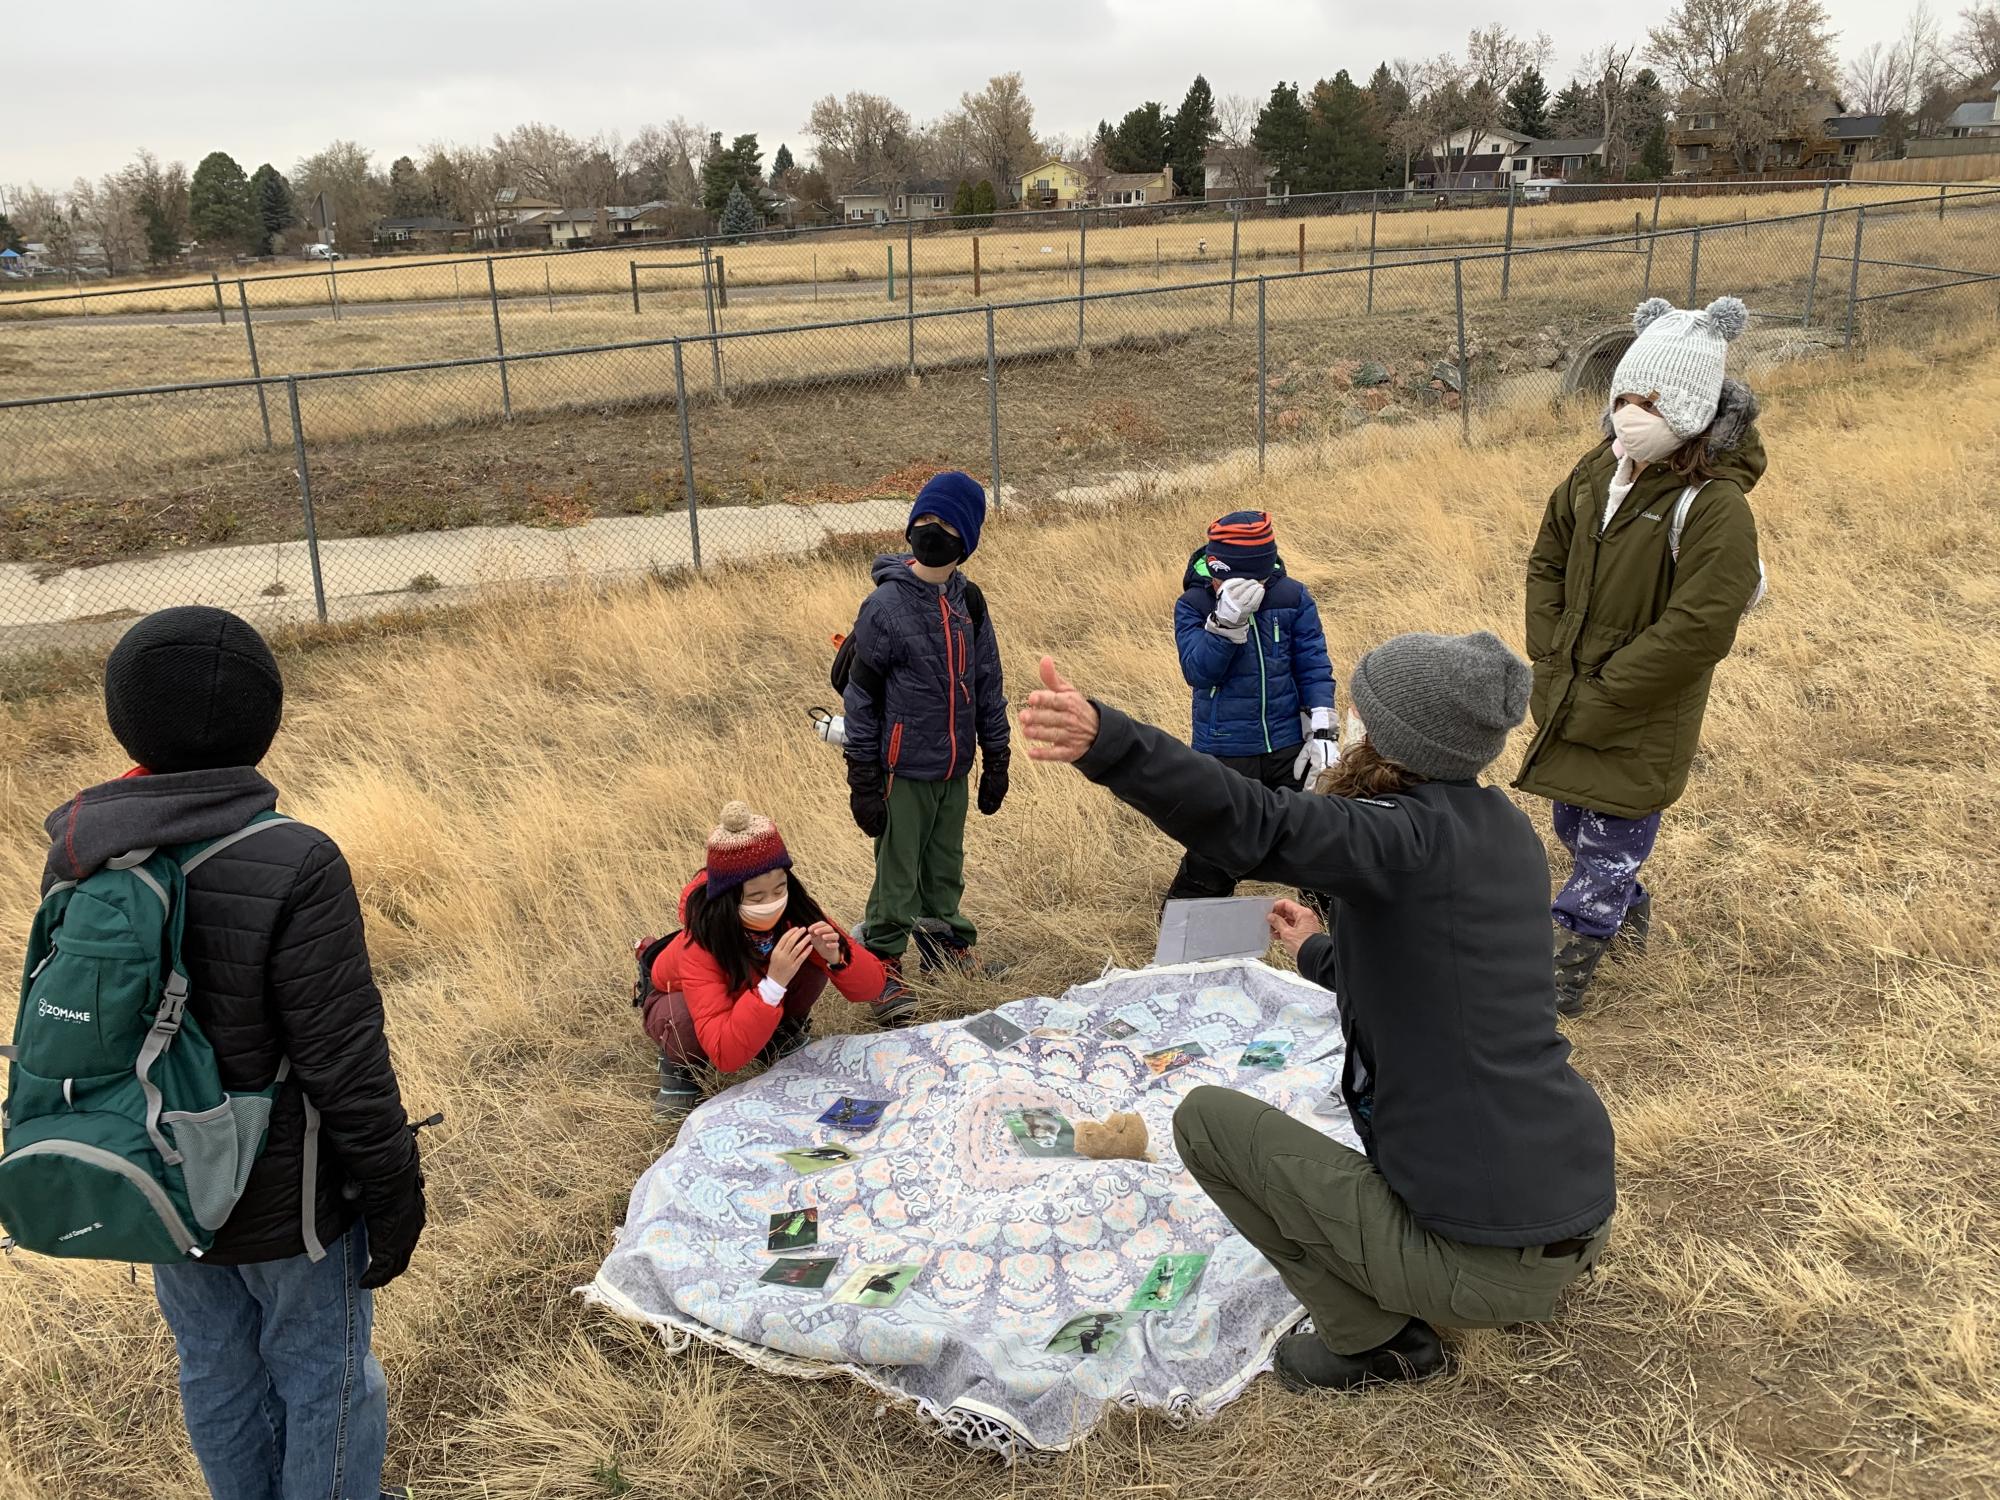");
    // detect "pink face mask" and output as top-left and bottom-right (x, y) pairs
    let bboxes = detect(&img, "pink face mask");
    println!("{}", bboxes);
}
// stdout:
(1611, 404), (1681, 463)
(739, 895), (787, 931)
